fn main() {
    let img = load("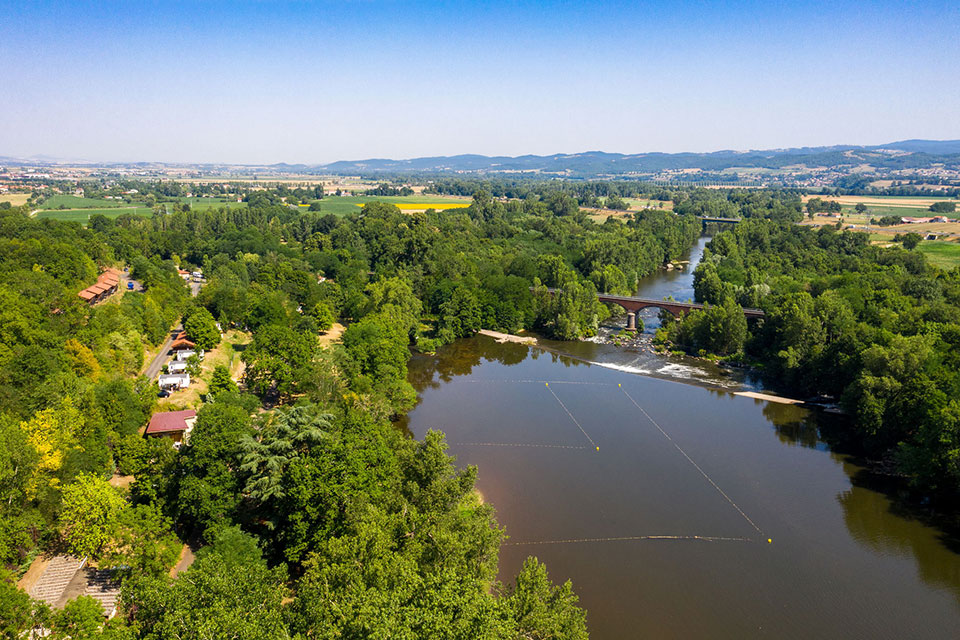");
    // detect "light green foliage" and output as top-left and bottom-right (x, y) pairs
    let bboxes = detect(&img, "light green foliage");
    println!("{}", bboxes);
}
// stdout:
(104, 503), (181, 579)
(59, 473), (127, 558)
(665, 298), (748, 356)
(508, 557), (589, 640)
(310, 300), (336, 331)
(49, 595), (107, 639)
